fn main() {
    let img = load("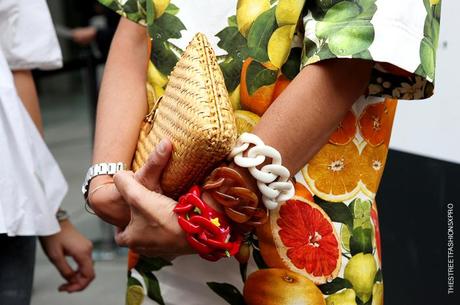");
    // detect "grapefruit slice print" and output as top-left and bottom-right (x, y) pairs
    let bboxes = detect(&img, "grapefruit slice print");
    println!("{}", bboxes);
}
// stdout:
(257, 197), (341, 284)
